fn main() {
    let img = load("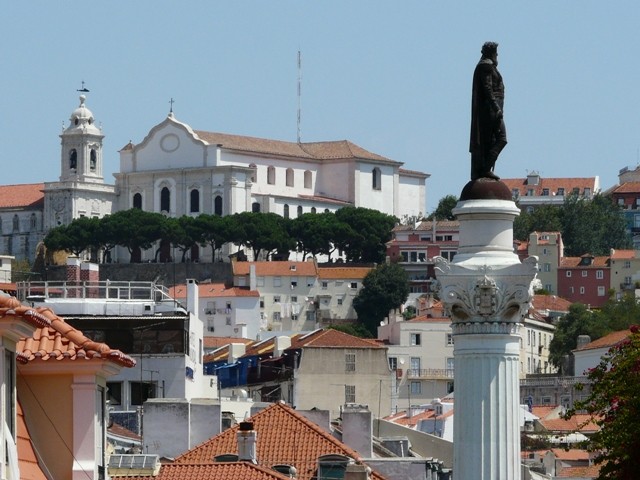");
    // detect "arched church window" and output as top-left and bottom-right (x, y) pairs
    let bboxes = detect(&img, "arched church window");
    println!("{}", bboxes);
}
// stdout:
(286, 168), (294, 187)
(267, 166), (276, 185)
(69, 149), (77, 170)
(252, 202), (261, 213)
(214, 196), (223, 216)
(30, 213), (37, 229)
(372, 167), (381, 190)
(12, 215), (19, 232)
(283, 204), (290, 219)
(133, 193), (142, 209)
(190, 189), (200, 213)
(304, 170), (312, 189)
(297, 206), (303, 217)
(90, 149), (97, 172)
(161, 187), (171, 213)
(311, 207), (316, 214)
